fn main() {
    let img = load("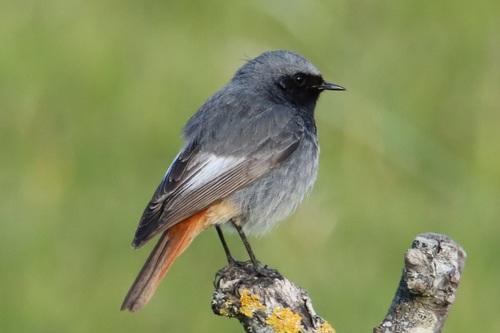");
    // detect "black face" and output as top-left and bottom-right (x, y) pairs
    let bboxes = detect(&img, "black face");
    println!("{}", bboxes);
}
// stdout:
(277, 73), (325, 109)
